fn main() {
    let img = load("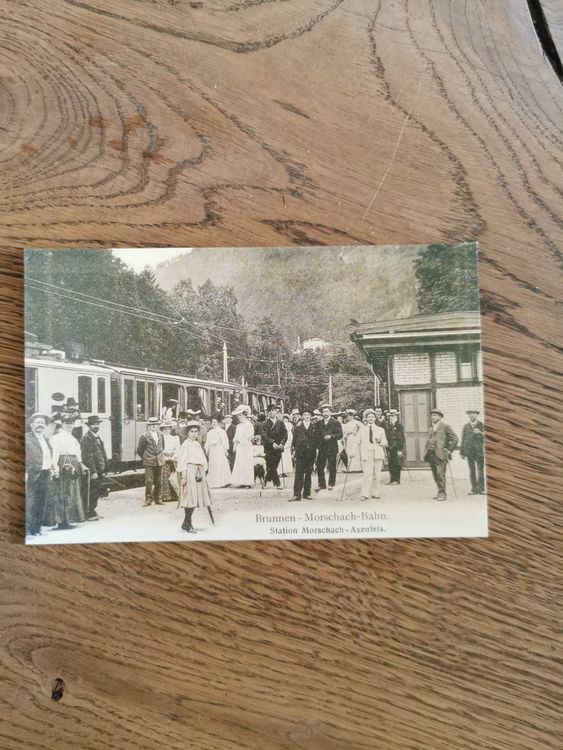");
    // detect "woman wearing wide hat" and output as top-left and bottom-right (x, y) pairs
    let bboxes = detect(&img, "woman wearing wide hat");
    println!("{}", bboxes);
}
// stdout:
(50, 412), (87, 529)
(174, 420), (212, 533)
(159, 419), (180, 502)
